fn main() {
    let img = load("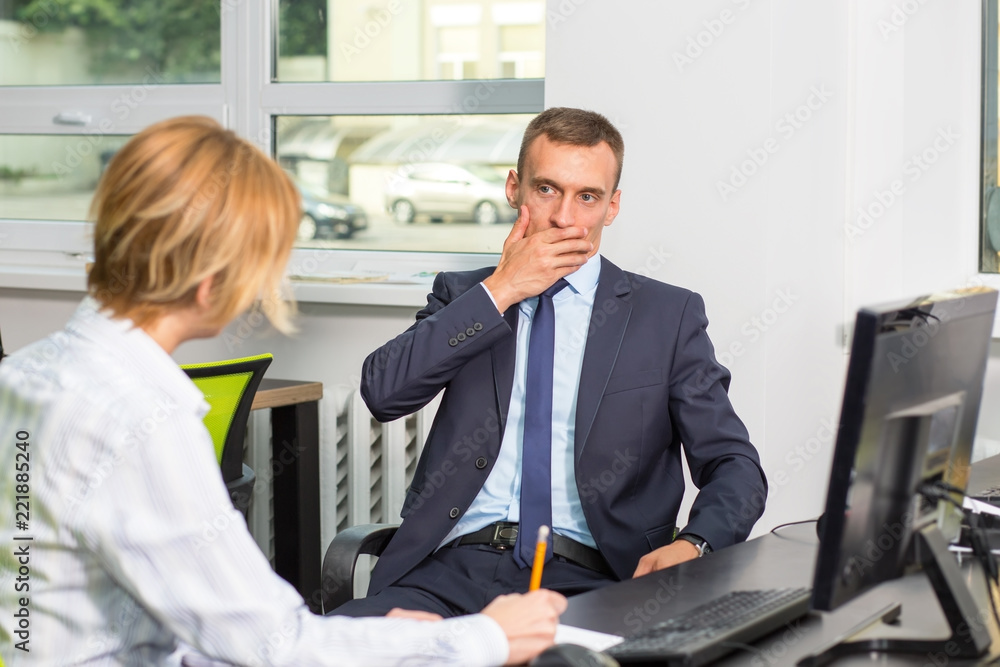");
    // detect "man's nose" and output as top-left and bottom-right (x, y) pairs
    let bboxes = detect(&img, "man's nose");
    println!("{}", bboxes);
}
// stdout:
(550, 196), (573, 227)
